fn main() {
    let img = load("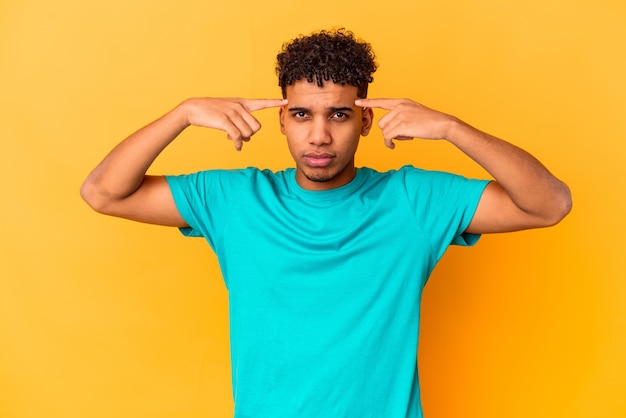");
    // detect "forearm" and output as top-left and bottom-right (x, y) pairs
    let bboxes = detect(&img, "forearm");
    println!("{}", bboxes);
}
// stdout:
(445, 118), (572, 223)
(81, 101), (190, 210)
